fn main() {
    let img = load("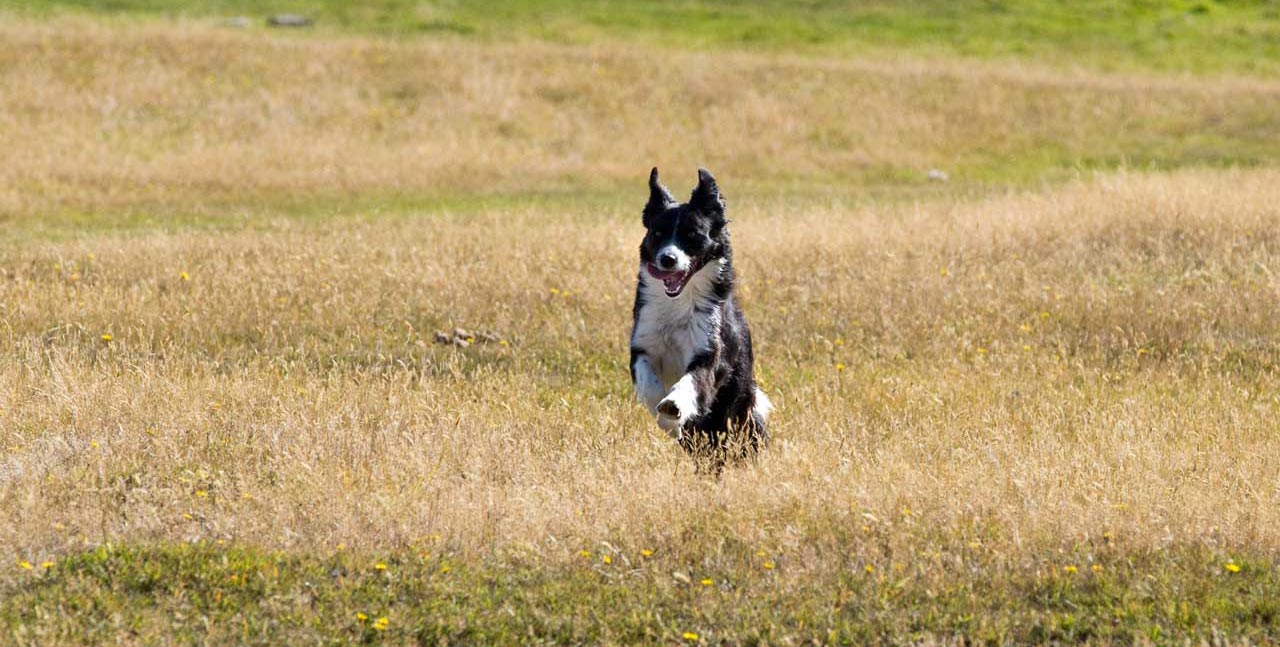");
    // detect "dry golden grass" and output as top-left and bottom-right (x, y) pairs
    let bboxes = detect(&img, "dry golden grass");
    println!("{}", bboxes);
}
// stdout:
(3, 16), (1280, 644)
(5, 167), (1280, 570)
(3, 18), (1280, 218)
